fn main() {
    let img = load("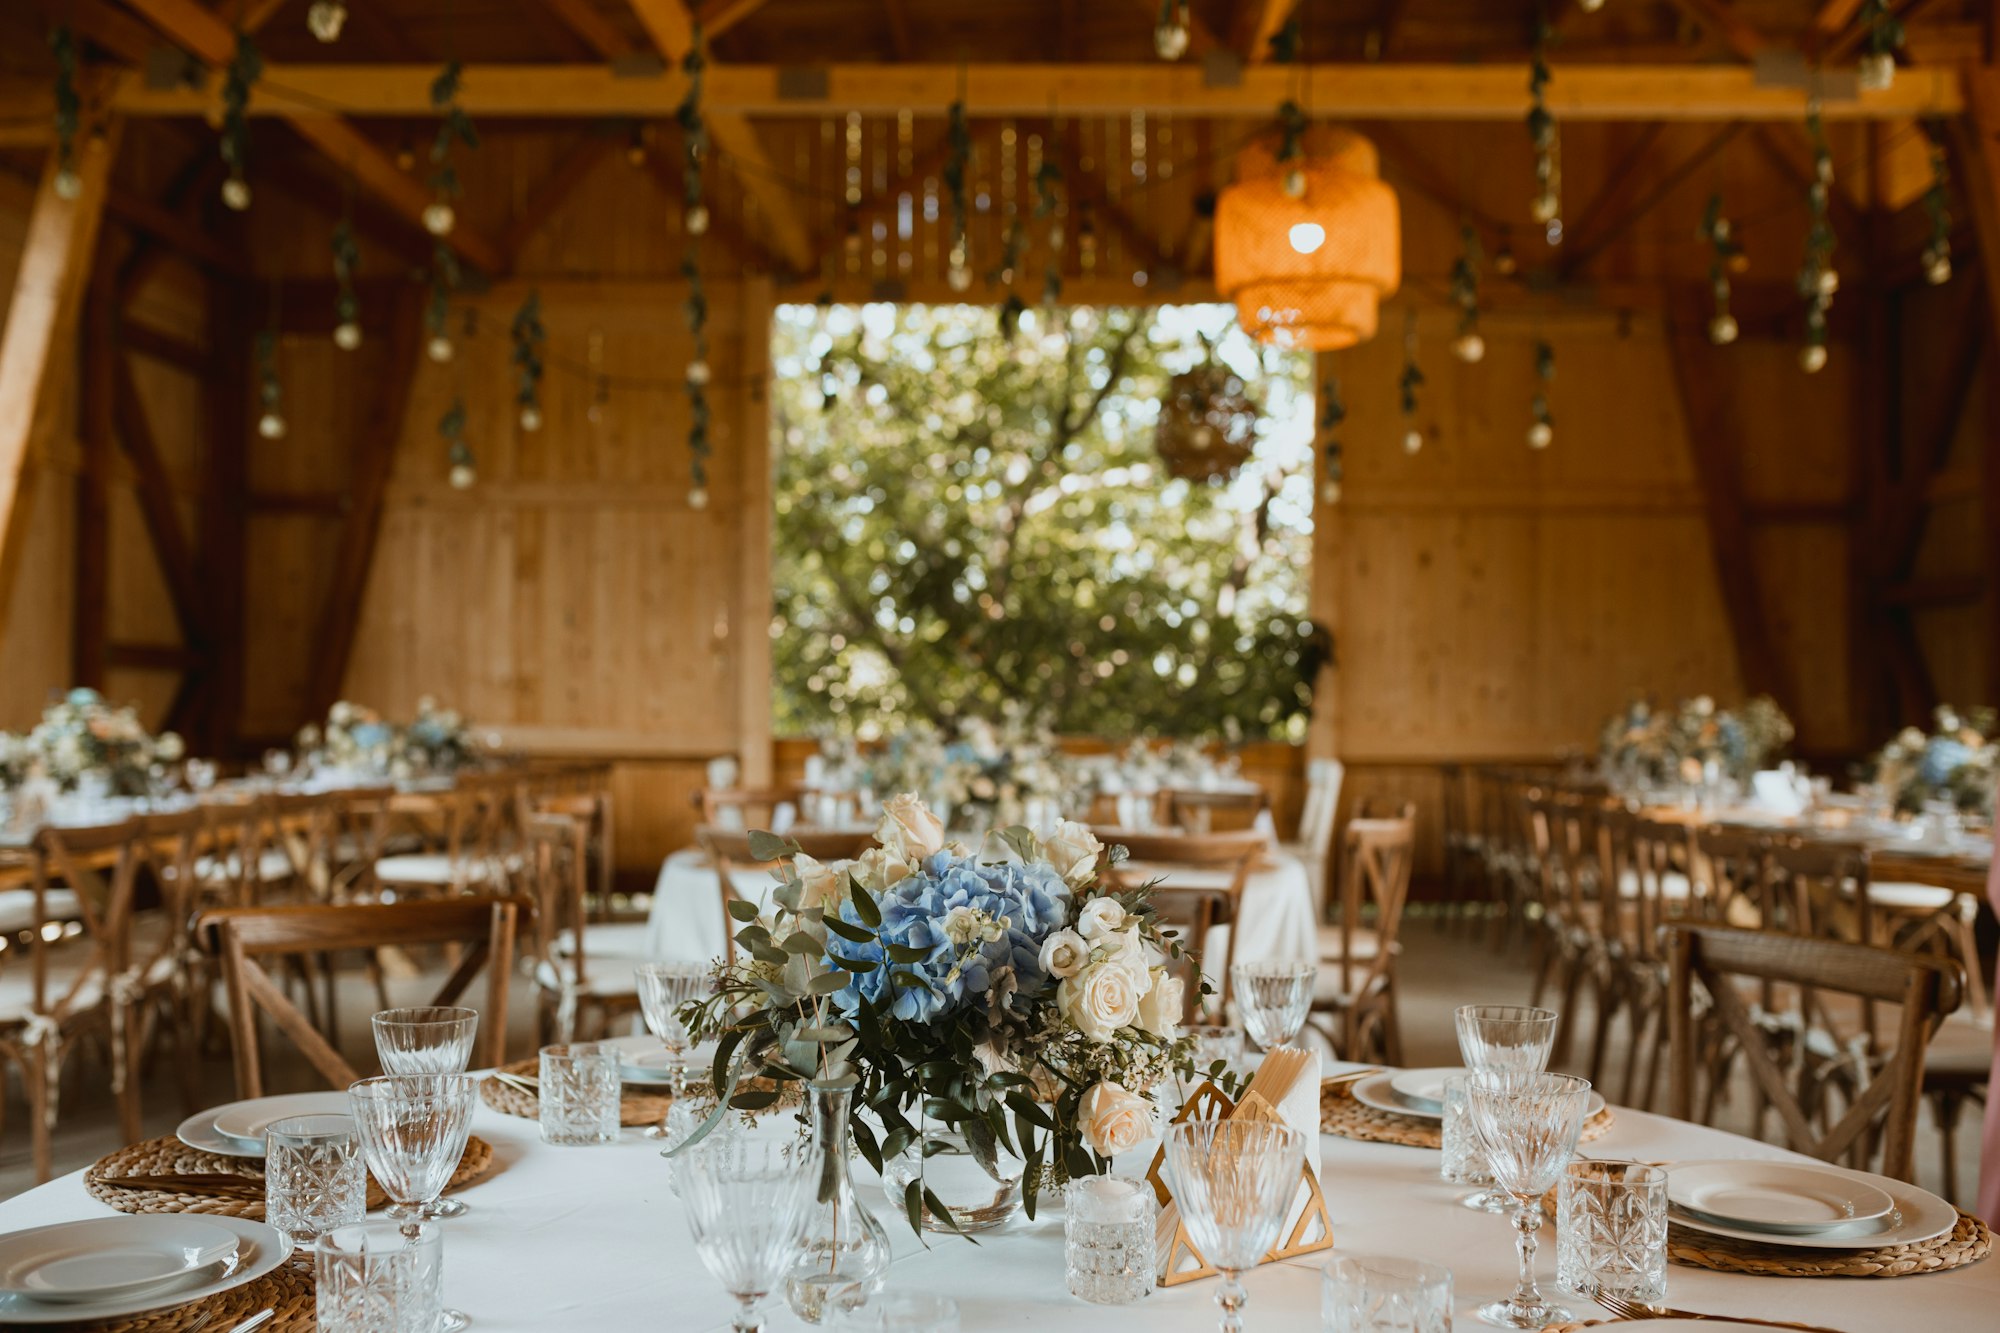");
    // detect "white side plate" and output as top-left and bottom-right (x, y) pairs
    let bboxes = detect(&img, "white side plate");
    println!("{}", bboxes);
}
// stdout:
(0, 1218), (236, 1304)
(178, 1091), (353, 1157)
(1668, 1160), (1894, 1232)
(1354, 1071), (1605, 1123)
(1666, 1158), (1955, 1250)
(1386, 1066), (1461, 1111)
(0, 1218), (283, 1324)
